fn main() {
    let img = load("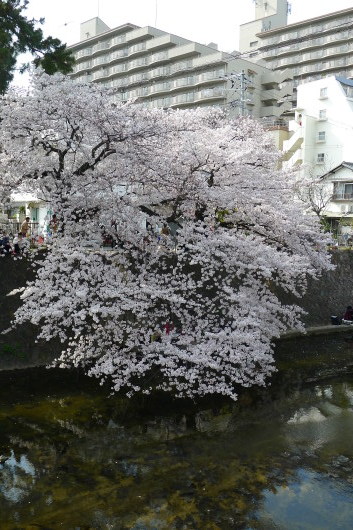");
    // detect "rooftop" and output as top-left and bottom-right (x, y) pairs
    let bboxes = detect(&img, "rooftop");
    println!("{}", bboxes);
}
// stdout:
(258, 6), (353, 36)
